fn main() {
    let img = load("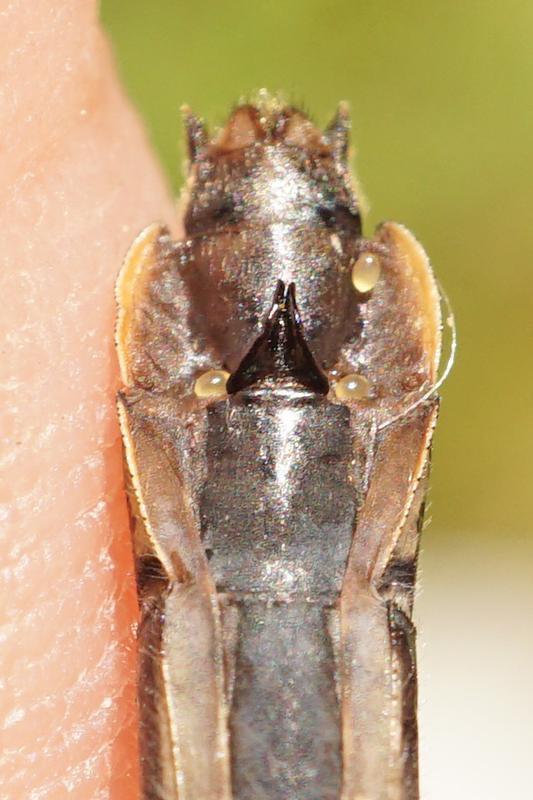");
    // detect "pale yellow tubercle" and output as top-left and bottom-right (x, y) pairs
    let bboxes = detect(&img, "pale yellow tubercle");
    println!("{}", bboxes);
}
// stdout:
(334, 373), (371, 401)
(351, 251), (381, 293)
(194, 369), (230, 399)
